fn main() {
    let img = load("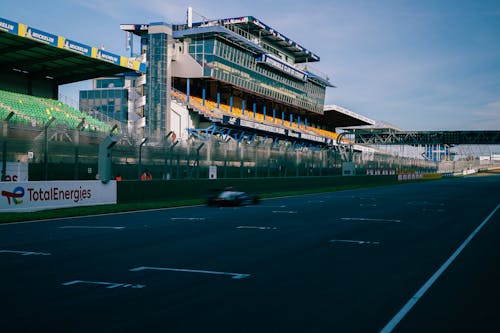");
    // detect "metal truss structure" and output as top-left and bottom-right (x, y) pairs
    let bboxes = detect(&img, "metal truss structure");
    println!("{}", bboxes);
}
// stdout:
(187, 124), (326, 151)
(347, 129), (500, 145)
